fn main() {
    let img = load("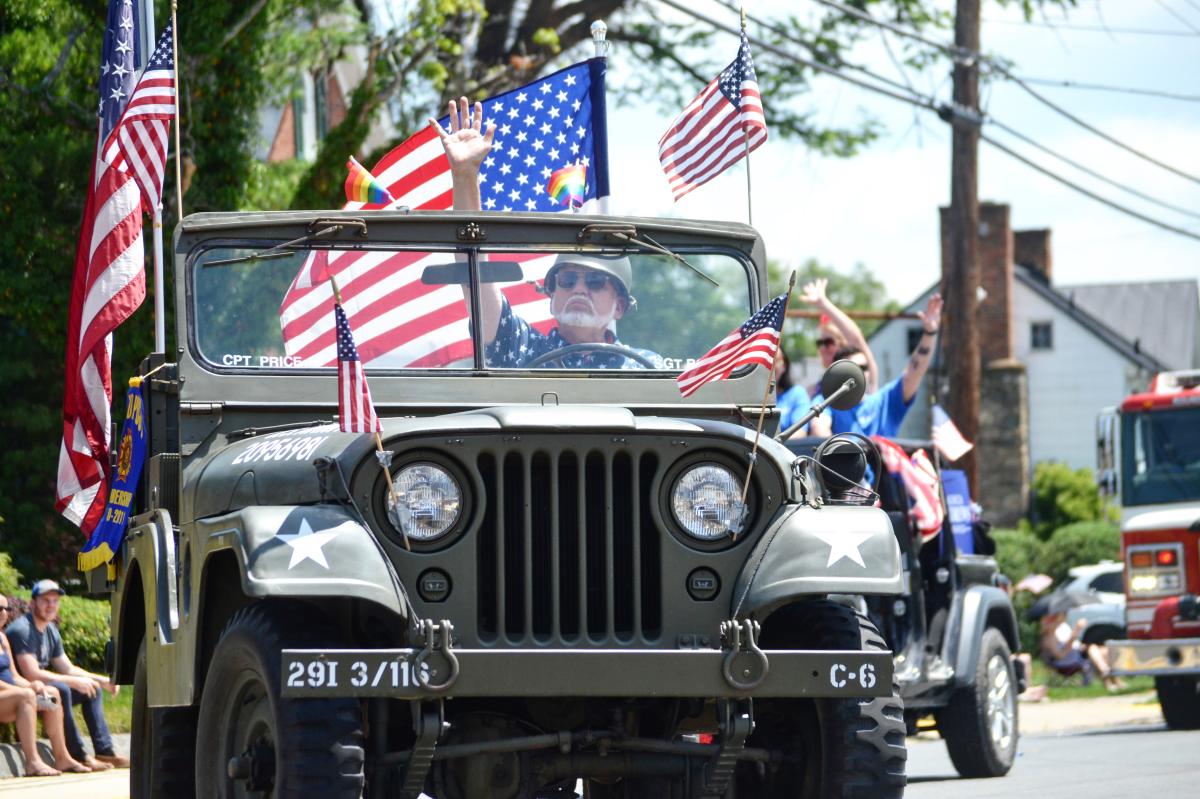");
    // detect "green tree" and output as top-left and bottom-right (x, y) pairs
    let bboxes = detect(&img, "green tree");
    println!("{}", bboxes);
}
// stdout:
(769, 258), (898, 360)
